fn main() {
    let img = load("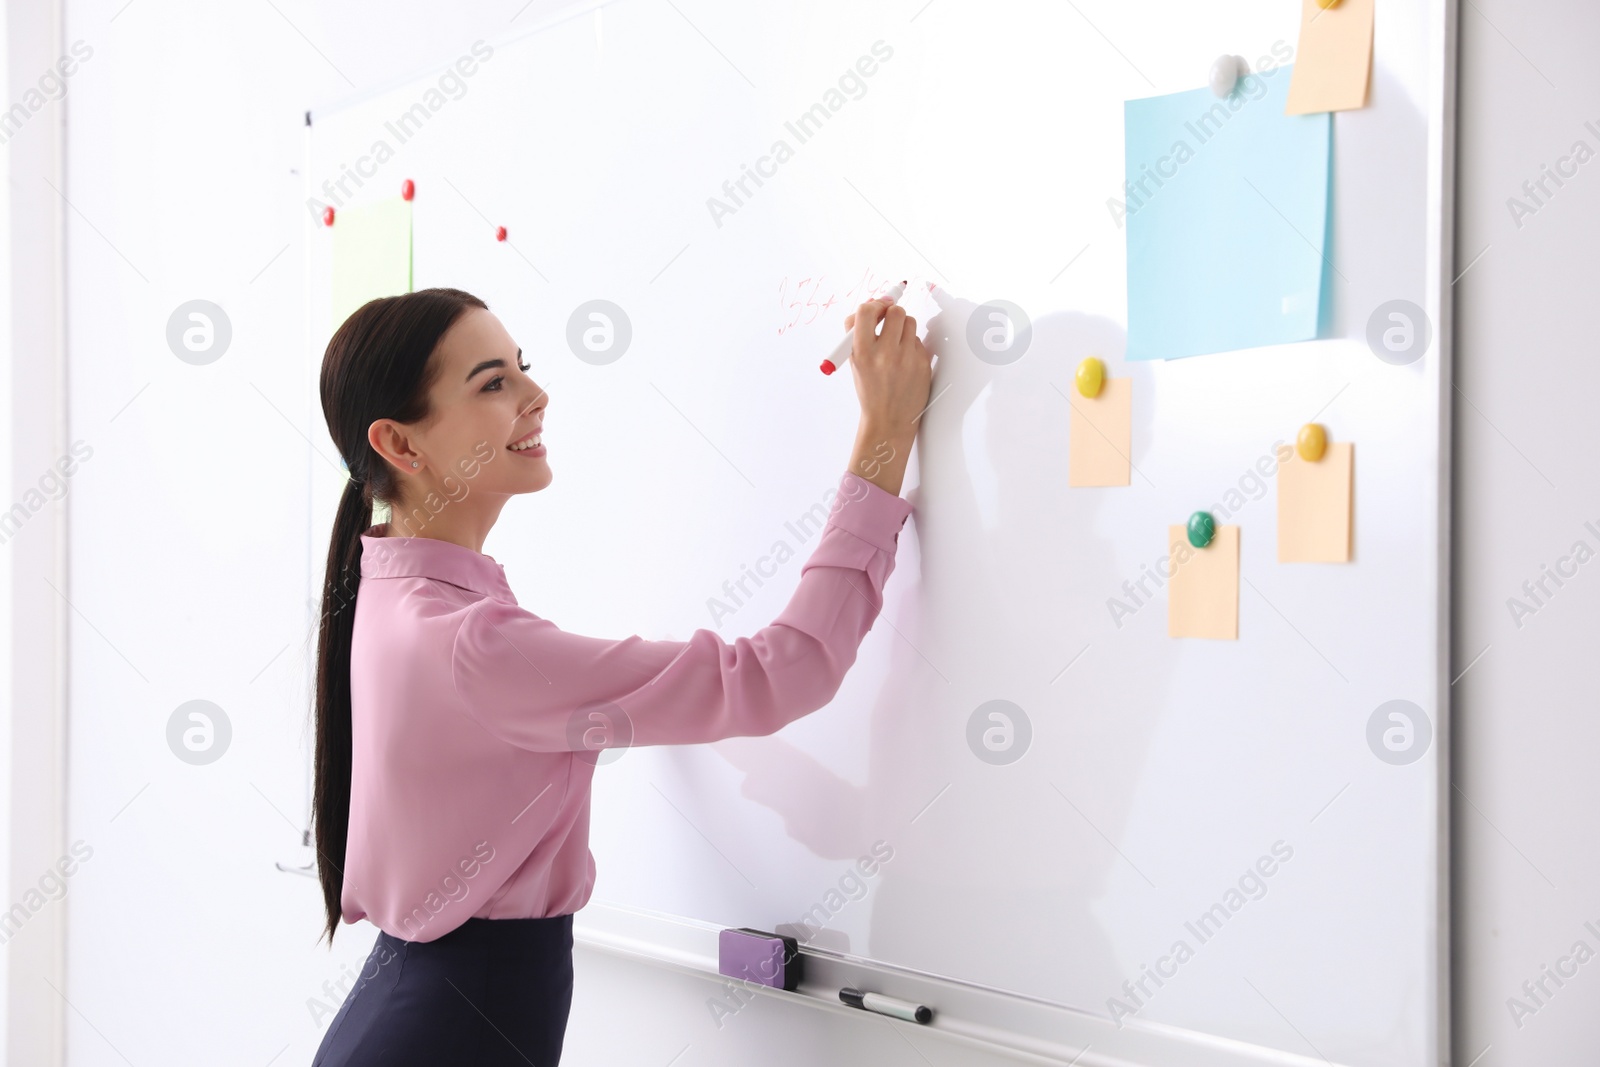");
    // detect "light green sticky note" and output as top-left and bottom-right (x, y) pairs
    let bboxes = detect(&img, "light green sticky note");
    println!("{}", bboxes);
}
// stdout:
(331, 196), (412, 332)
